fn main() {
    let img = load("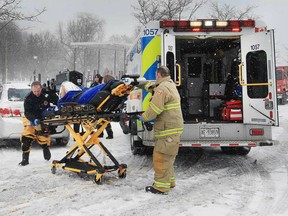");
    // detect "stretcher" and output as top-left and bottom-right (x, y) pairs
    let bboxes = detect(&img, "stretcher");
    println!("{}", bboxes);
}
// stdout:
(40, 75), (143, 184)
